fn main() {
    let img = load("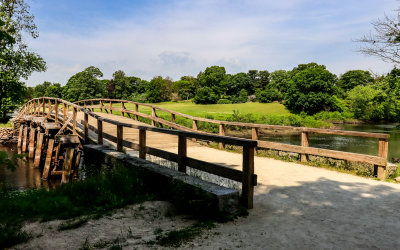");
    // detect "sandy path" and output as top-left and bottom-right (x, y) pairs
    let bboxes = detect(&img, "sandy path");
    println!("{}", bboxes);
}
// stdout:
(74, 112), (400, 249)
